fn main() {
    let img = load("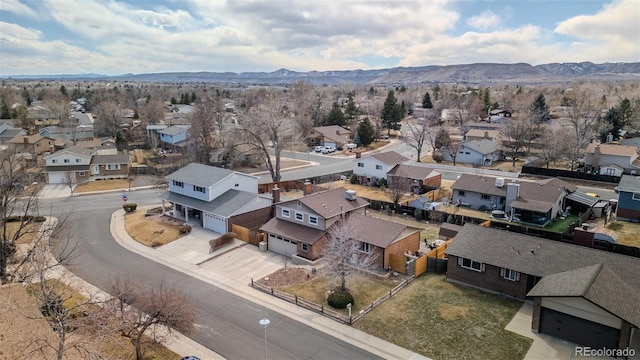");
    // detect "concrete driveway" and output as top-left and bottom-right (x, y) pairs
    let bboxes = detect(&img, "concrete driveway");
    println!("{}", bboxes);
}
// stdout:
(39, 183), (72, 199)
